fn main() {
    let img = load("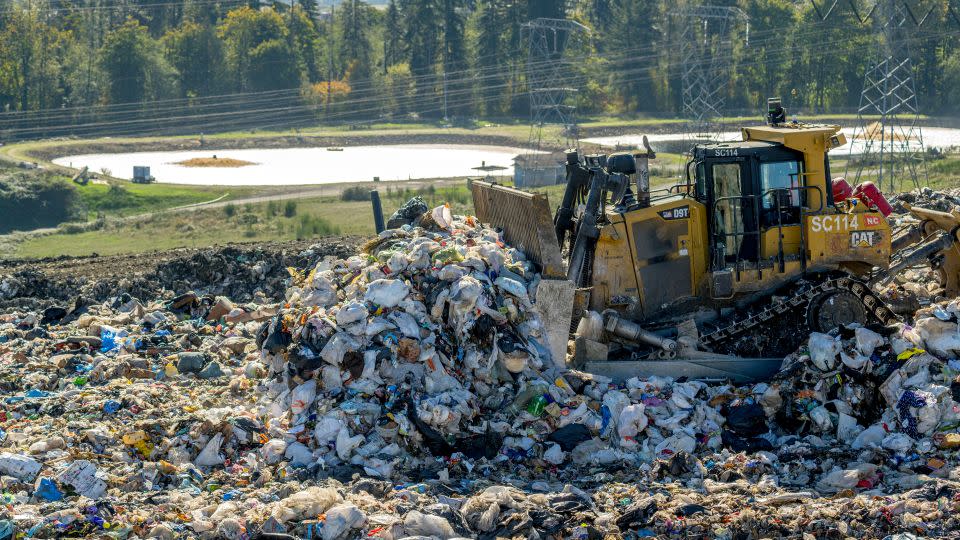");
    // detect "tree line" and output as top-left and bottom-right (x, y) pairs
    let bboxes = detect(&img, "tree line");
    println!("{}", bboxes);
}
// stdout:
(1, 0), (960, 141)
